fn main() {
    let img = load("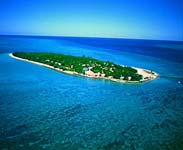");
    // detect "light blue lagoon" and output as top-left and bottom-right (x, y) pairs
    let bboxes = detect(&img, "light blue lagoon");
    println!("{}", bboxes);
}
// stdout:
(0, 36), (183, 150)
